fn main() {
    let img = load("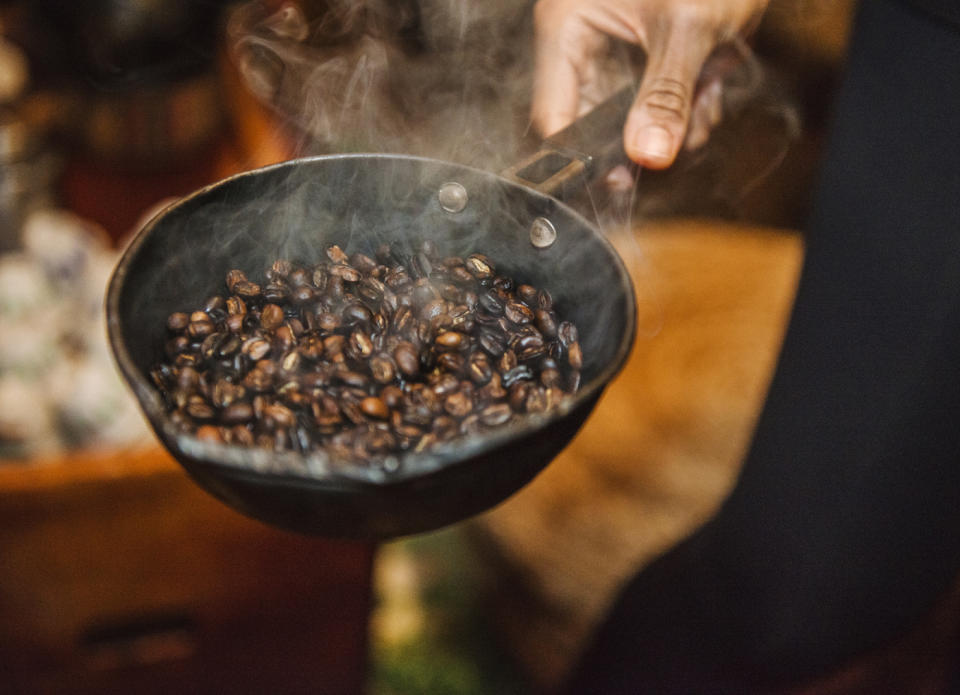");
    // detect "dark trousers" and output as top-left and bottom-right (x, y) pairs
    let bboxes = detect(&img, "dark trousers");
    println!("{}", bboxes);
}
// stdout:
(566, 0), (960, 691)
